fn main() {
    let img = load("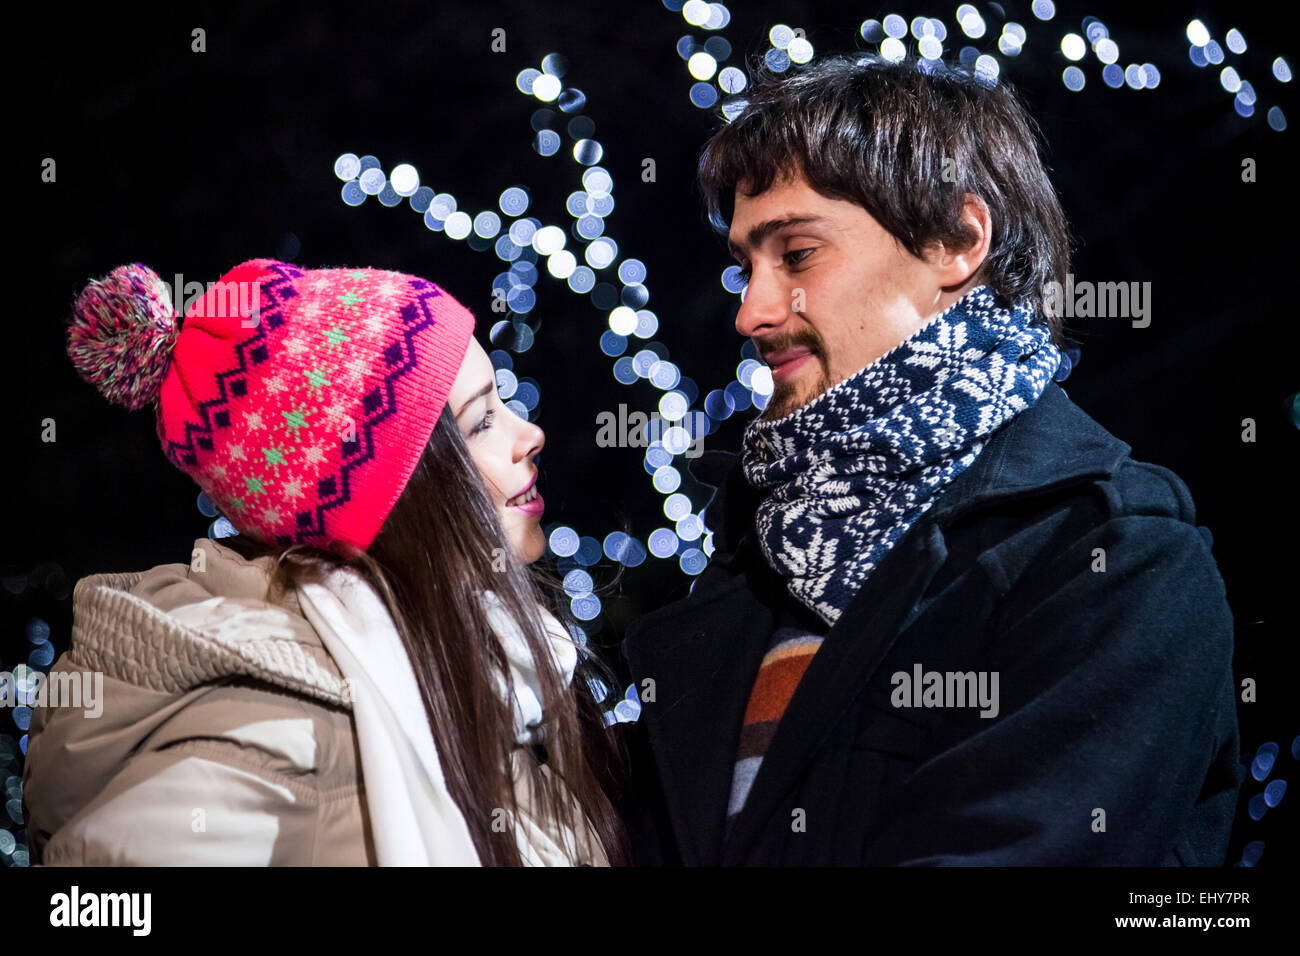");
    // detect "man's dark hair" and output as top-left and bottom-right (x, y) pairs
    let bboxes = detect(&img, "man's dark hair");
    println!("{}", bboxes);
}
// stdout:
(698, 54), (1072, 347)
